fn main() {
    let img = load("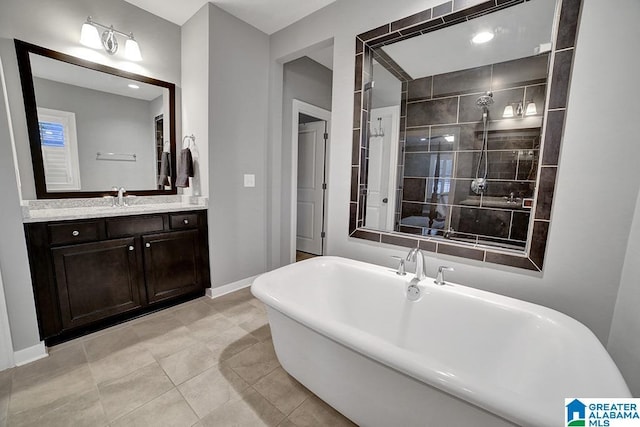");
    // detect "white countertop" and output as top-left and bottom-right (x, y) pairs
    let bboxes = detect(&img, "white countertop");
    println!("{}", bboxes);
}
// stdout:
(21, 195), (208, 223)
